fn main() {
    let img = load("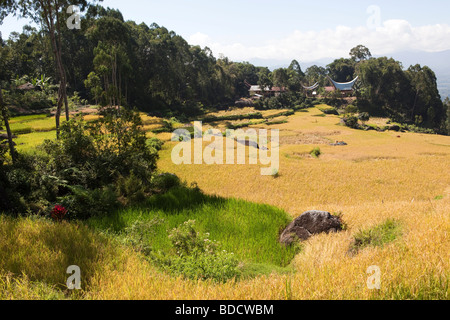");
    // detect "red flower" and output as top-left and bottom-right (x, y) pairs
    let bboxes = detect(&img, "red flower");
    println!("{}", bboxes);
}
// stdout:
(51, 205), (68, 222)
